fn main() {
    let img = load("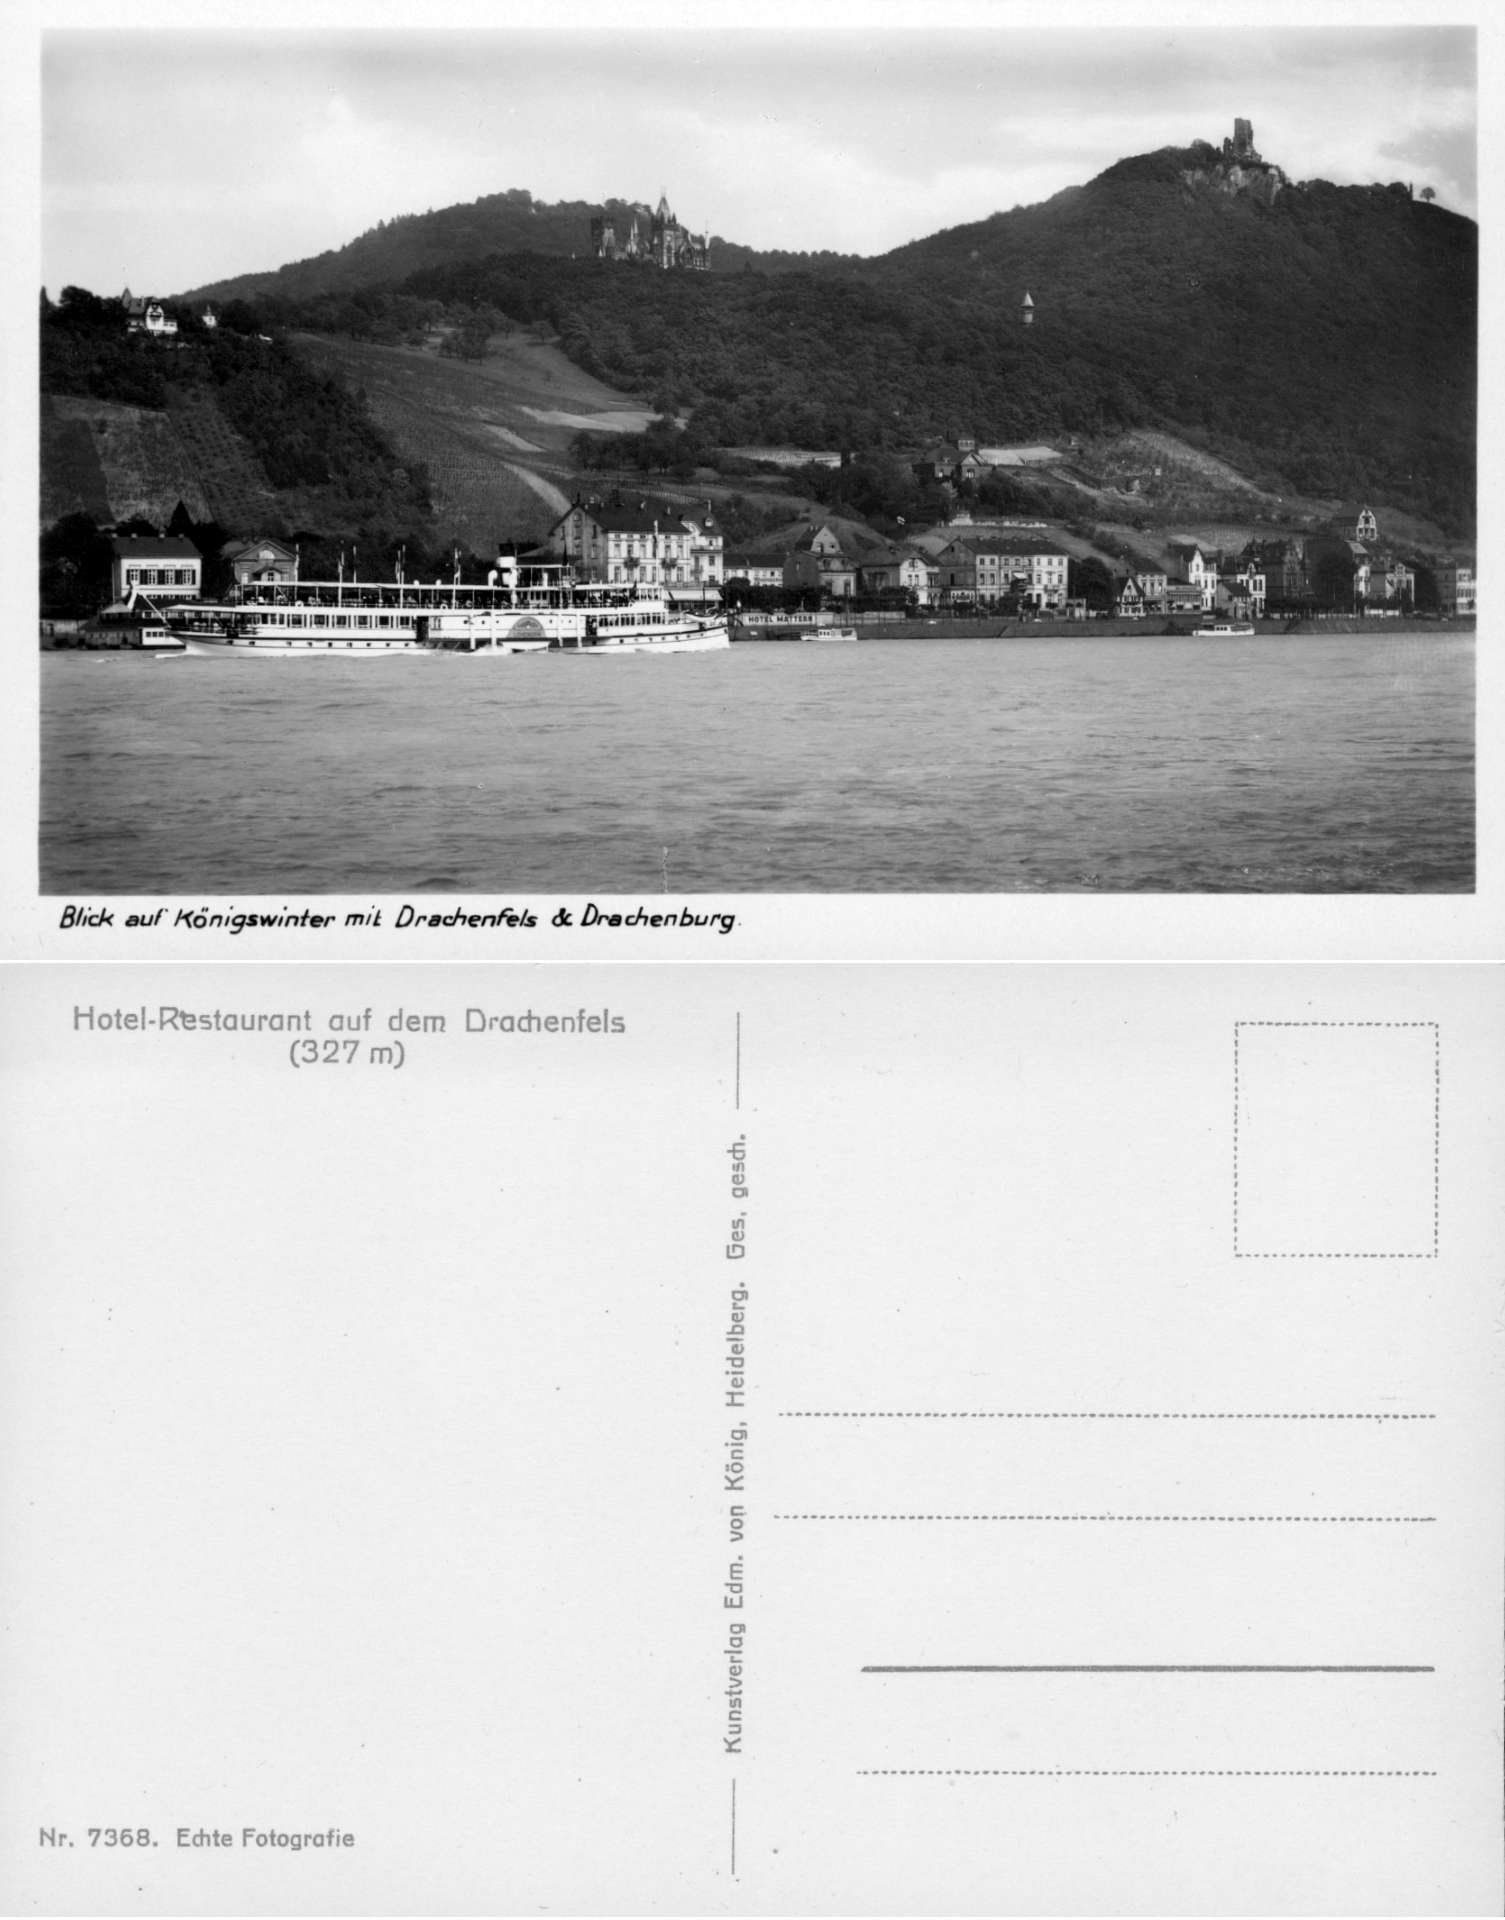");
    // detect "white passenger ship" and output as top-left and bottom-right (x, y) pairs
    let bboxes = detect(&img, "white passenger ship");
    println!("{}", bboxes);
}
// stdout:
(163, 557), (729, 656)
